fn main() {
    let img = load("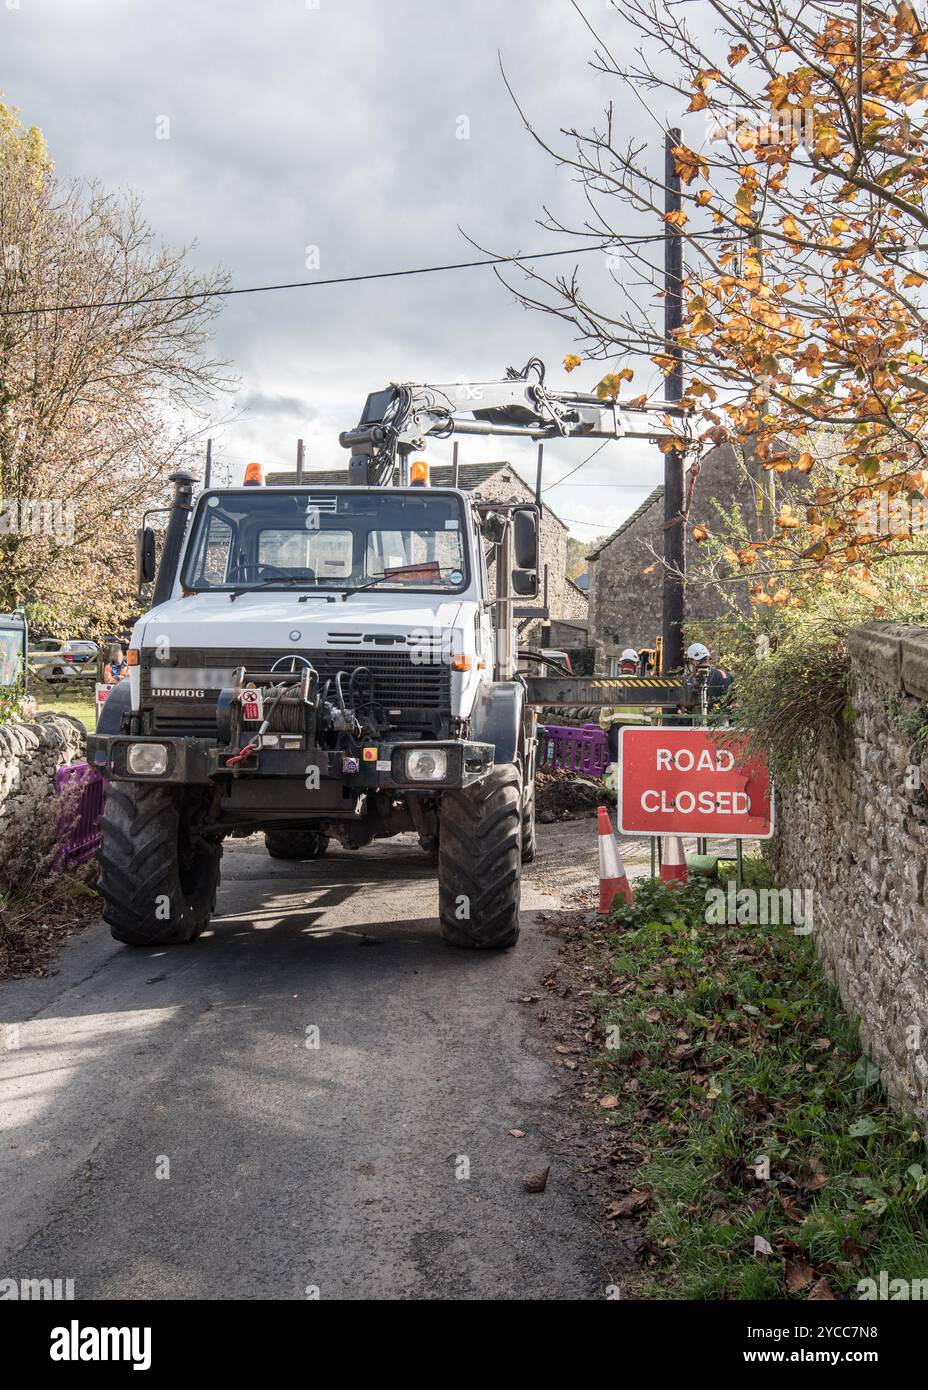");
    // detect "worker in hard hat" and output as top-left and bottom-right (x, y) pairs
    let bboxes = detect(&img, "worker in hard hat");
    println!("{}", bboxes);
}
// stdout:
(685, 641), (734, 719)
(600, 647), (648, 794)
(685, 641), (711, 672)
